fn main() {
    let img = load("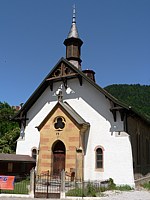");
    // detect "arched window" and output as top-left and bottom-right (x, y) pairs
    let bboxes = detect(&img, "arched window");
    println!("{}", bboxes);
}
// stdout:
(95, 146), (104, 169)
(32, 148), (37, 160)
